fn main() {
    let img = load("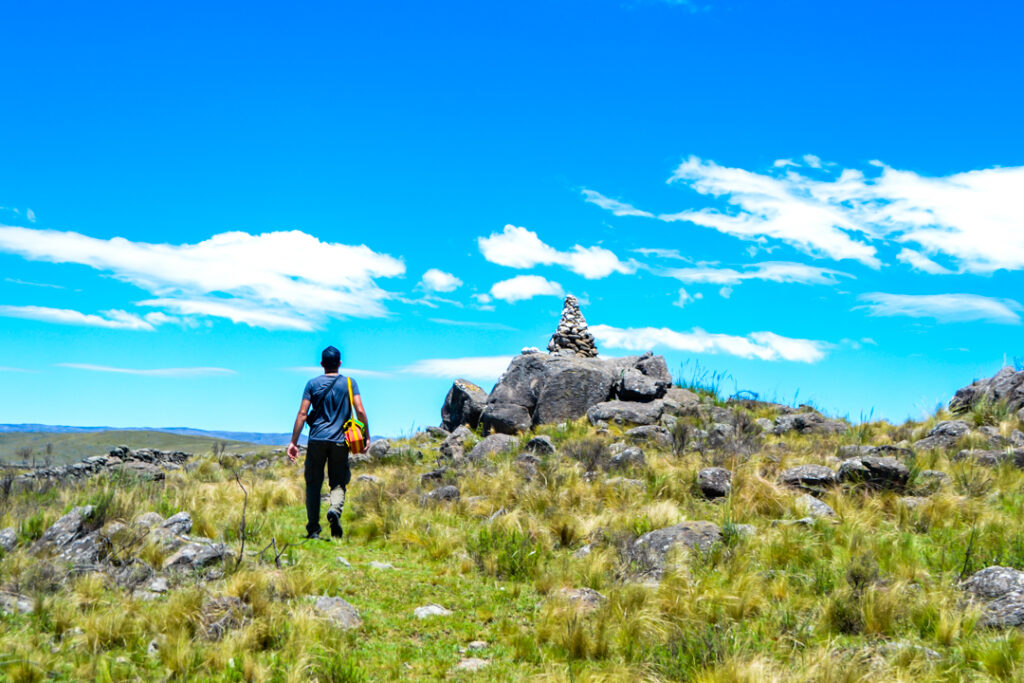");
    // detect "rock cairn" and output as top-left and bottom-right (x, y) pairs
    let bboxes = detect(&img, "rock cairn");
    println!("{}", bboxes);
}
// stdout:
(547, 295), (598, 357)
